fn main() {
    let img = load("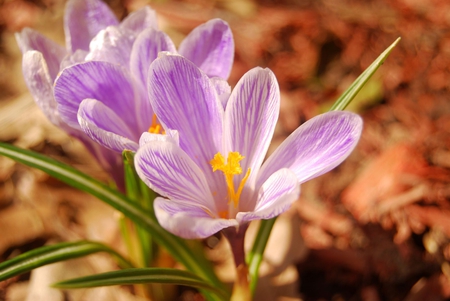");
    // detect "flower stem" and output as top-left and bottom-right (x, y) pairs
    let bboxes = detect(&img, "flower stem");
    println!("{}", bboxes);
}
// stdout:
(223, 225), (251, 301)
